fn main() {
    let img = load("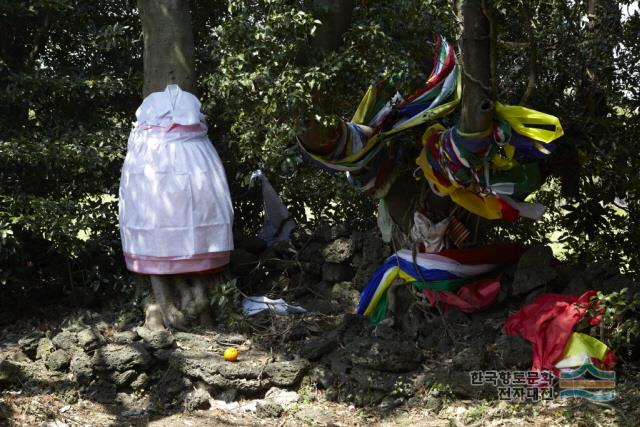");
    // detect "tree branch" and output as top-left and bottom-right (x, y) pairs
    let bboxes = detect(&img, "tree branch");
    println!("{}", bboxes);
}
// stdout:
(26, 12), (51, 66)
(519, 3), (537, 105)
